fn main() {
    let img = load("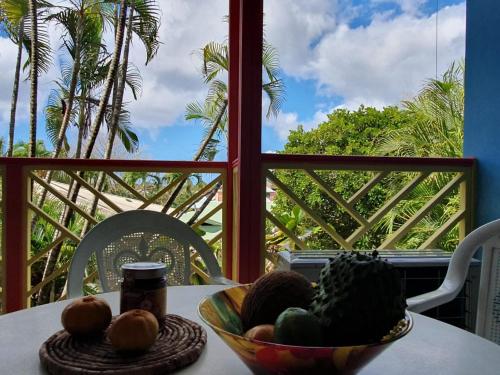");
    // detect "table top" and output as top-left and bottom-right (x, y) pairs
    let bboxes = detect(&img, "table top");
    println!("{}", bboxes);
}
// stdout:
(0, 285), (499, 374)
